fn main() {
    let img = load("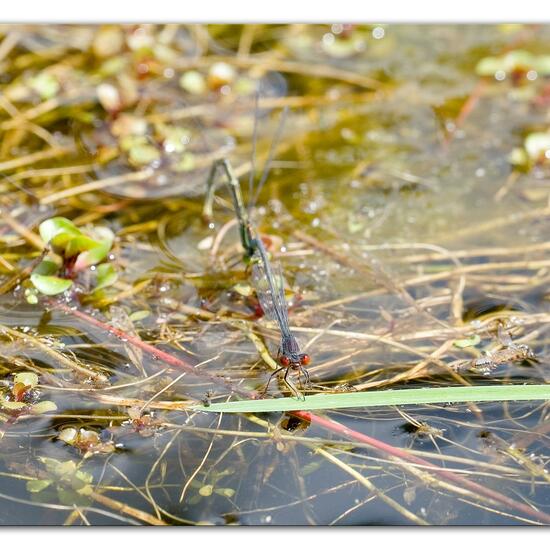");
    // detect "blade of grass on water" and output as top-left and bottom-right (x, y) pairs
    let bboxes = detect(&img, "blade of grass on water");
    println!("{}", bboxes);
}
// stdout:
(195, 384), (550, 413)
